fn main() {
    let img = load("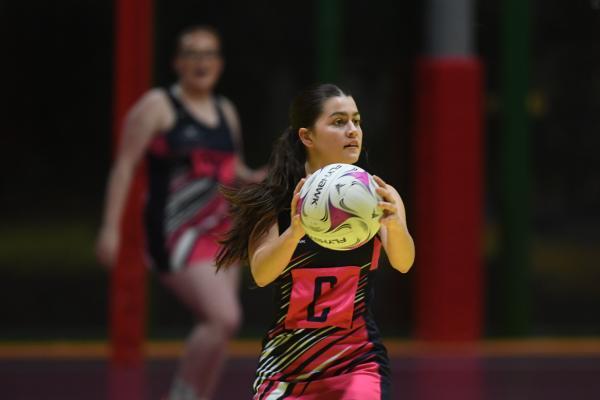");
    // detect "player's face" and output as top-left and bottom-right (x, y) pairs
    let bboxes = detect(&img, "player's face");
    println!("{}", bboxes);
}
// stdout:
(174, 31), (223, 93)
(305, 96), (362, 168)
